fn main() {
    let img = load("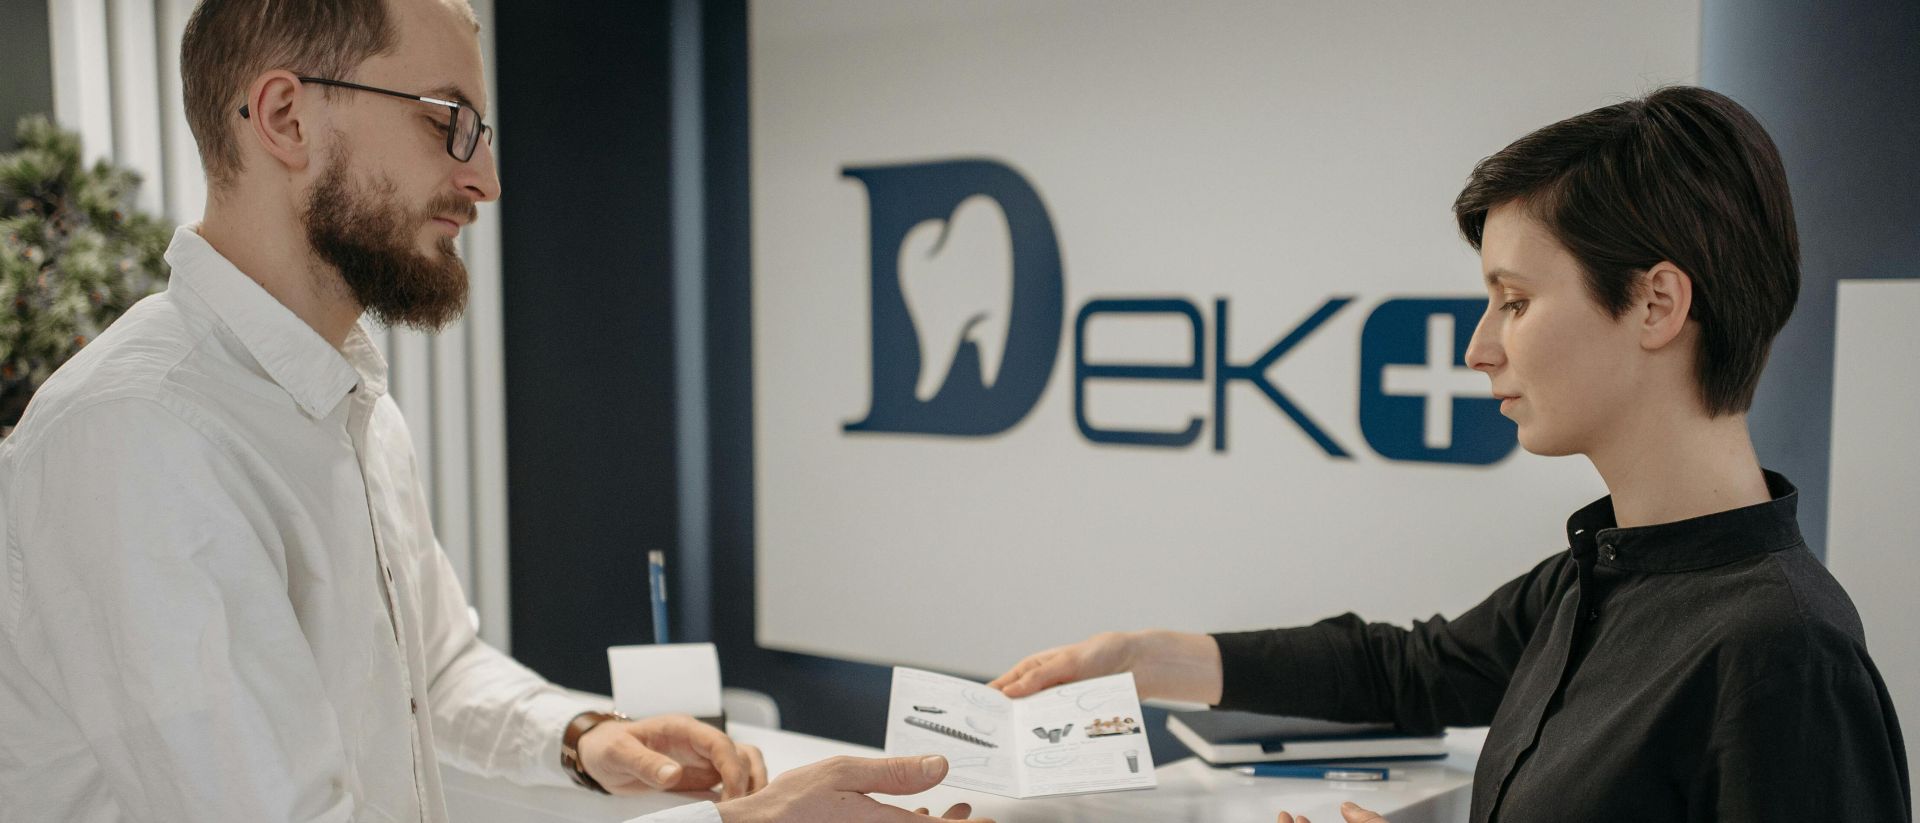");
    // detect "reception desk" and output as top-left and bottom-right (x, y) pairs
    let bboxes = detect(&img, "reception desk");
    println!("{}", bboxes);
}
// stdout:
(444, 723), (1484, 823)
